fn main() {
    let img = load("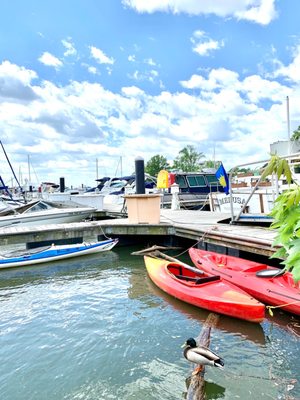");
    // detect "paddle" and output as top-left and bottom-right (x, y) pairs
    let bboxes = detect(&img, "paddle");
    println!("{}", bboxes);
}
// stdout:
(151, 250), (205, 276)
